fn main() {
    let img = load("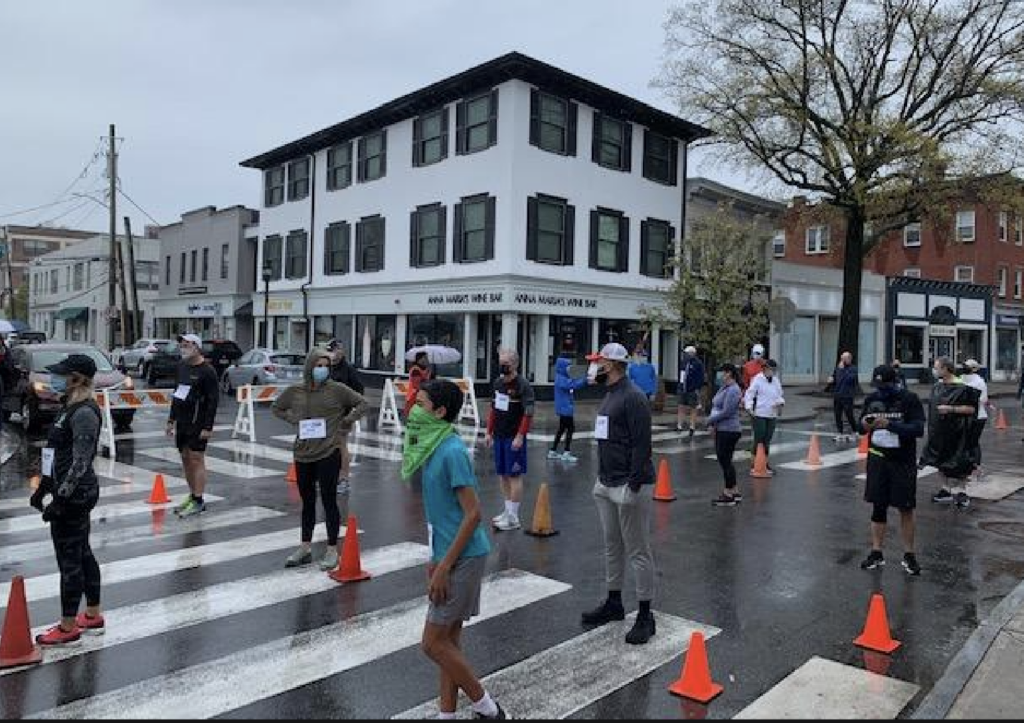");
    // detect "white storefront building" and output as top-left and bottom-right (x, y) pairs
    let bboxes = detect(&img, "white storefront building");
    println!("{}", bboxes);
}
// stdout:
(241, 52), (710, 388)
